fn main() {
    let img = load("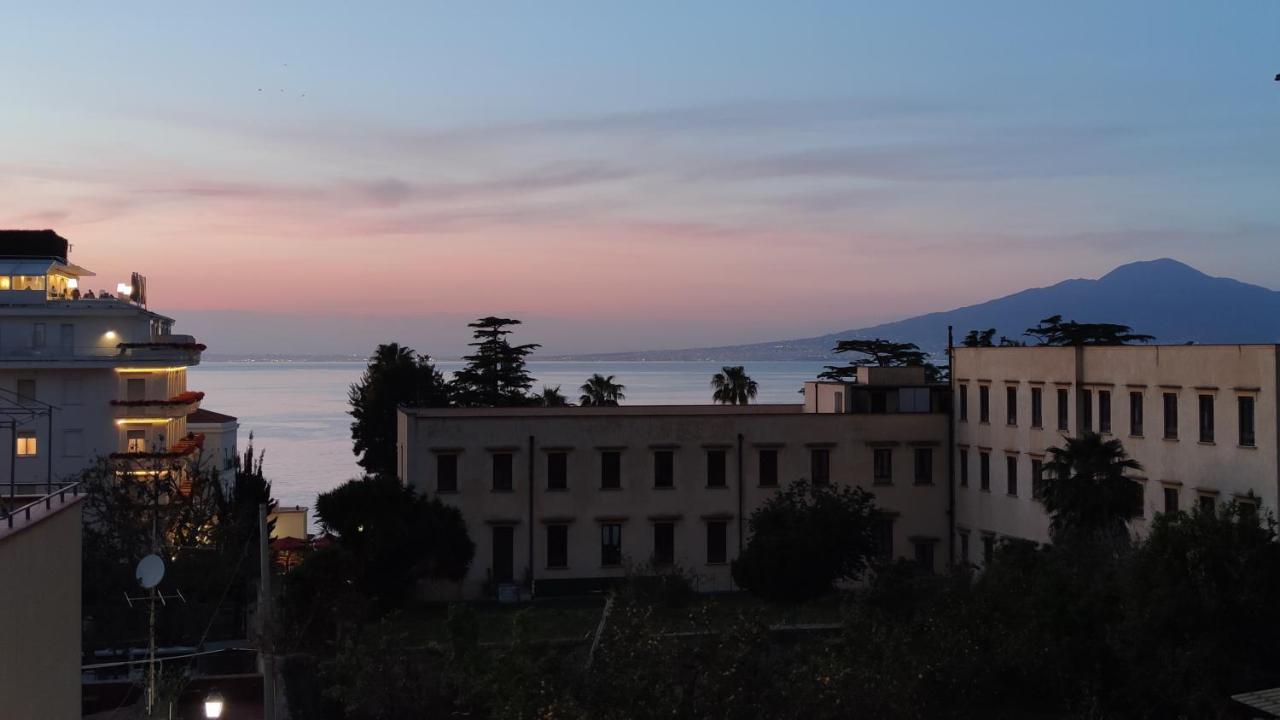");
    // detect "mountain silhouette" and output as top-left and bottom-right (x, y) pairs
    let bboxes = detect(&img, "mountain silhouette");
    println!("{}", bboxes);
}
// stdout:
(564, 259), (1280, 360)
